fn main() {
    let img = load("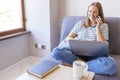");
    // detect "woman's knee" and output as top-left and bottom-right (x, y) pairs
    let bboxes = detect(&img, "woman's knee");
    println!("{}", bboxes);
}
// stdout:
(87, 56), (118, 75)
(52, 47), (68, 59)
(52, 47), (61, 59)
